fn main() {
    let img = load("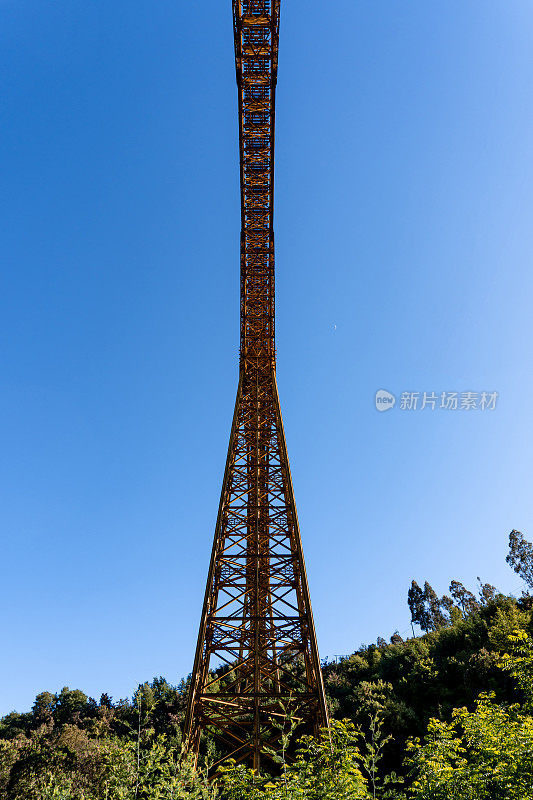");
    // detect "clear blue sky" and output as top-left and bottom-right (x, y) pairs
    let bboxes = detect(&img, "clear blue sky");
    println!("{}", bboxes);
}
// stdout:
(2, 0), (533, 716)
